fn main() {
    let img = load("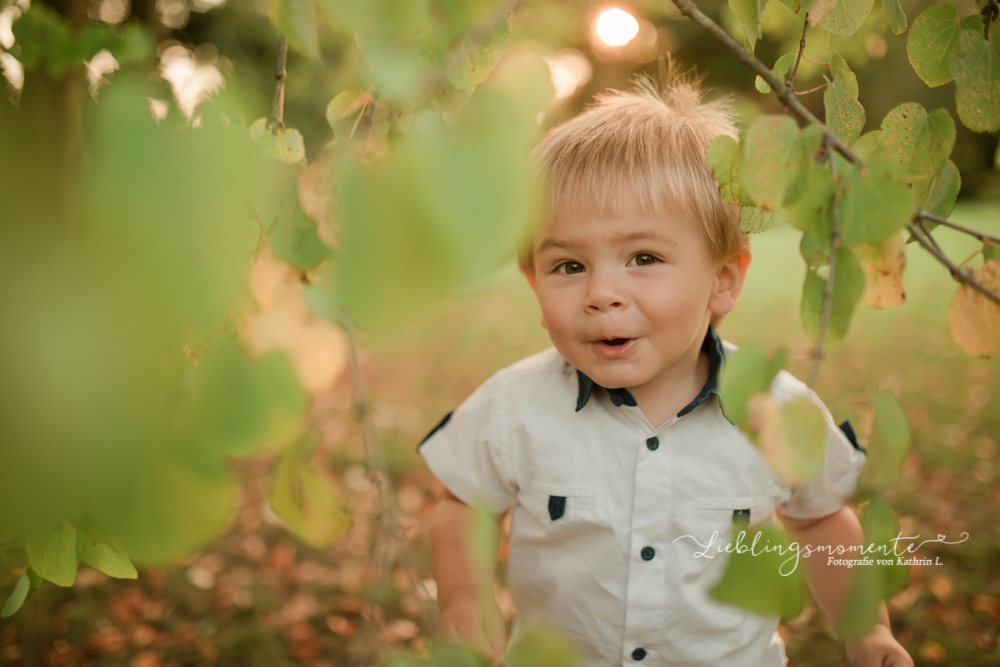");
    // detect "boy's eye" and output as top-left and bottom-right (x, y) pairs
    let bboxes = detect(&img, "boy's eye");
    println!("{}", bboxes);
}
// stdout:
(630, 253), (659, 266)
(557, 261), (585, 274)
